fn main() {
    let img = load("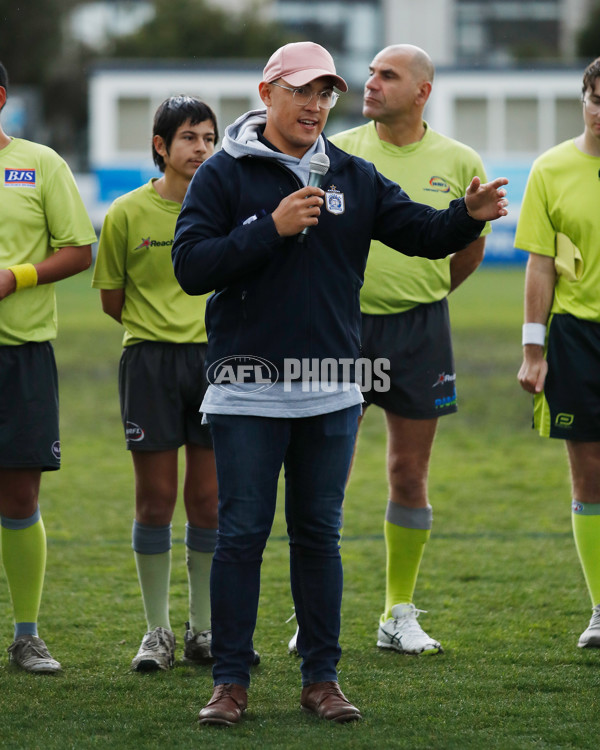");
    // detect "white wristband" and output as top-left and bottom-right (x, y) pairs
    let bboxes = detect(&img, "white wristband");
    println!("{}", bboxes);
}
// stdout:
(522, 323), (547, 346)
